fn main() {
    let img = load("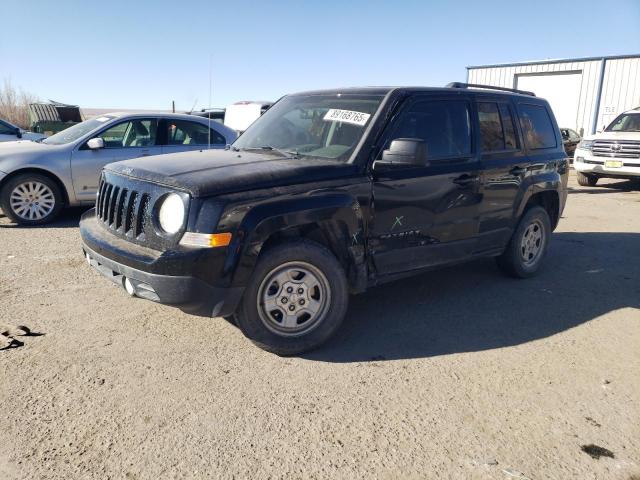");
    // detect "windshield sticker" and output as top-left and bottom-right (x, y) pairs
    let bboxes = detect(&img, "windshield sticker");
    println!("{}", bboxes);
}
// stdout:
(323, 109), (371, 126)
(95, 116), (111, 122)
